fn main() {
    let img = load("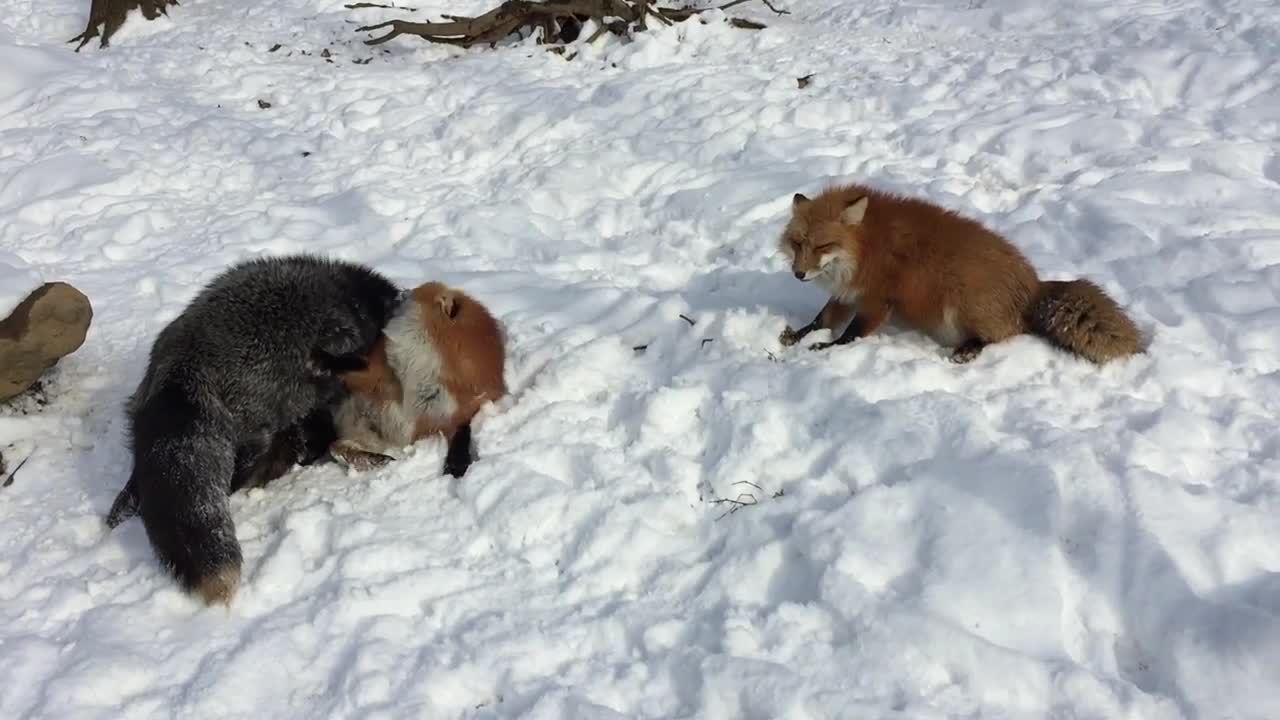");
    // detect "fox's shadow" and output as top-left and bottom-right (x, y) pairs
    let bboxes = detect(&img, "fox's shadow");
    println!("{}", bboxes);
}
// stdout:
(679, 266), (827, 324)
